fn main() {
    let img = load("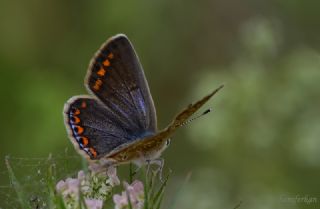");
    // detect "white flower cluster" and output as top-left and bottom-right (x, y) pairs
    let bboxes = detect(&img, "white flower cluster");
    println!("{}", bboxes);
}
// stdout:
(56, 163), (120, 209)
